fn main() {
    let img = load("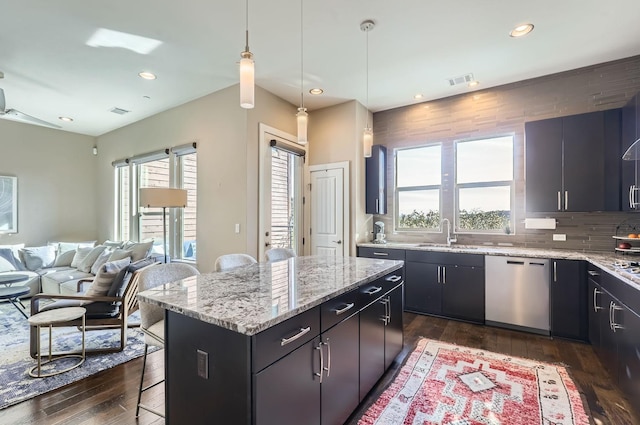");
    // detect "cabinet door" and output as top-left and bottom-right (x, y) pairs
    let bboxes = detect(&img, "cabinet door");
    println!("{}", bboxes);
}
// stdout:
(550, 260), (587, 340)
(321, 314), (360, 425)
(441, 265), (485, 323)
(365, 145), (386, 214)
(622, 96), (639, 211)
(587, 279), (604, 347)
(618, 306), (640, 415)
(255, 338), (321, 425)
(405, 262), (441, 314)
(563, 112), (605, 212)
(599, 290), (619, 381)
(384, 285), (404, 370)
(359, 298), (386, 401)
(525, 118), (563, 212)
